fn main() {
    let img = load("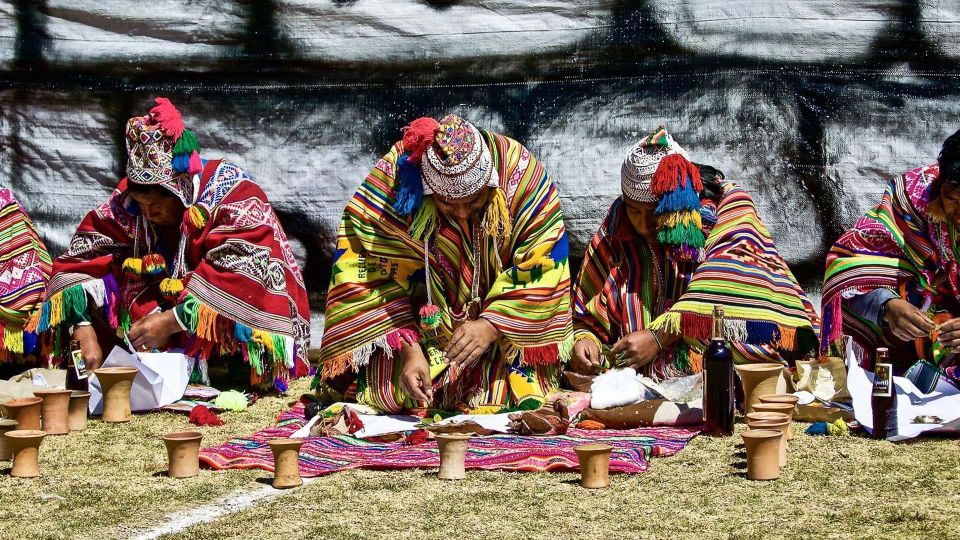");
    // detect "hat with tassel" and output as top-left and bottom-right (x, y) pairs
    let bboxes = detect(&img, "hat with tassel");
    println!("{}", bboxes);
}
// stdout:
(622, 126), (705, 262)
(125, 97), (202, 204)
